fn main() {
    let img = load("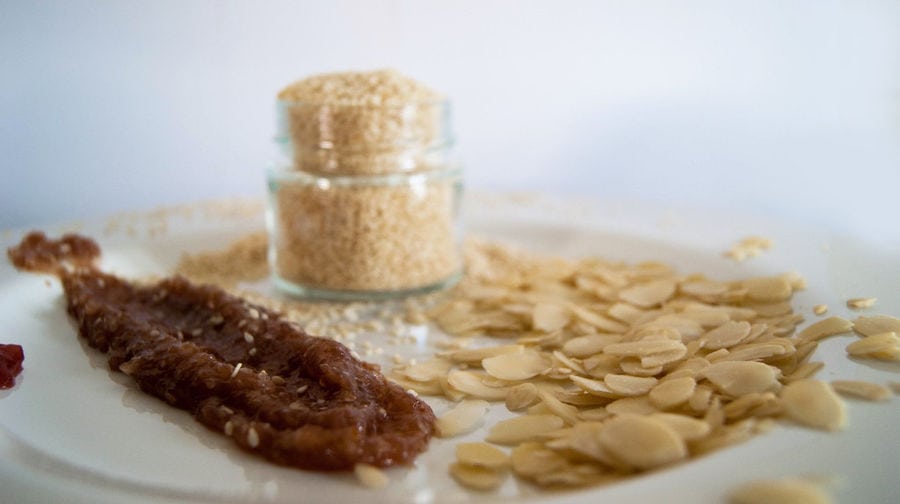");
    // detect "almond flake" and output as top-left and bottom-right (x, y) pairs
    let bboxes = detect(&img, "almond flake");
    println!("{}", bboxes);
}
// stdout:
(444, 344), (524, 364)
(455, 442), (511, 470)
(604, 374), (658, 396)
(831, 380), (892, 401)
(607, 302), (646, 323)
(598, 415), (687, 470)
(704, 321), (753, 350)
(605, 396), (658, 415)
(846, 331), (899, 357)
(649, 376), (696, 410)
(680, 279), (728, 297)
(853, 315), (900, 337)
(446, 370), (510, 400)
(569, 304), (629, 332)
(562, 333), (623, 358)
(510, 442), (569, 478)
(505, 383), (540, 411)
(780, 380), (846, 431)
(435, 399), (490, 438)
(796, 316), (853, 343)
(449, 462), (504, 491)
(846, 297), (876, 310)
(532, 302), (571, 332)
(650, 412), (711, 441)
(403, 358), (453, 382)
(619, 279), (677, 307)
(812, 304), (828, 316)
(570, 375), (619, 398)
(486, 414), (565, 445)
(603, 339), (687, 358)
(727, 477), (831, 504)
(701, 361), (779, 396)
(354, 463), (389, 489)
(742, 277), (792, 302)
(482, 351), (549, 381)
